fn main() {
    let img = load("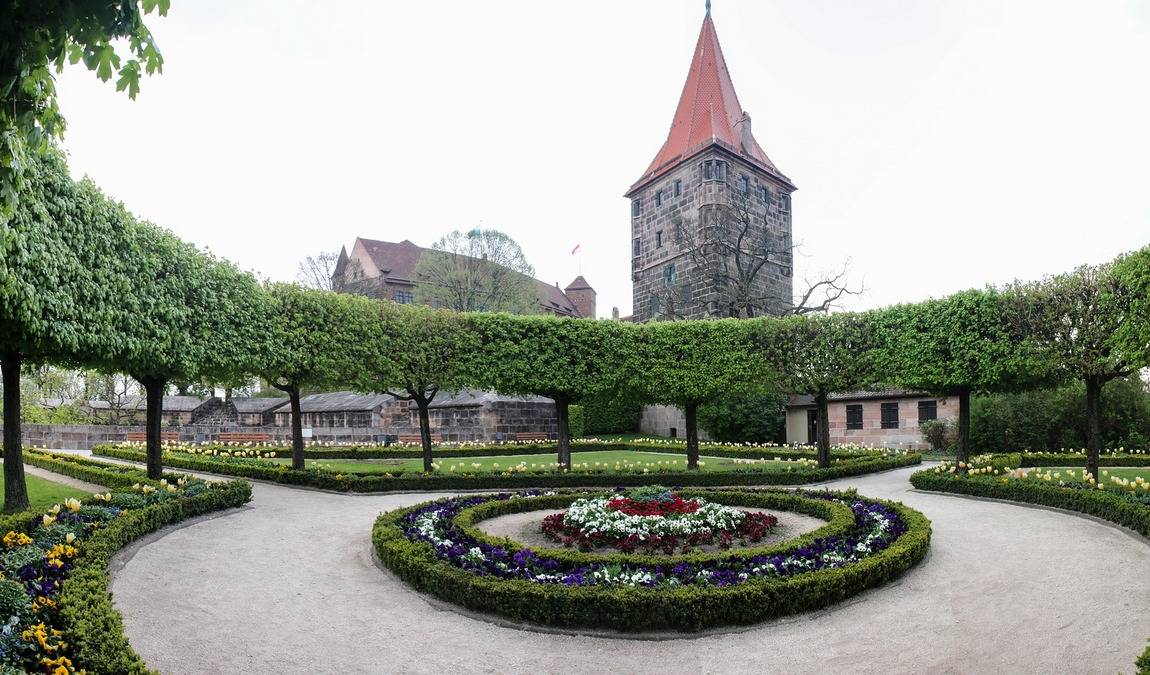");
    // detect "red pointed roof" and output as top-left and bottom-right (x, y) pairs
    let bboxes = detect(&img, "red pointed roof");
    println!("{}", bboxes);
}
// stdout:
(629, 13), (792, 193)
